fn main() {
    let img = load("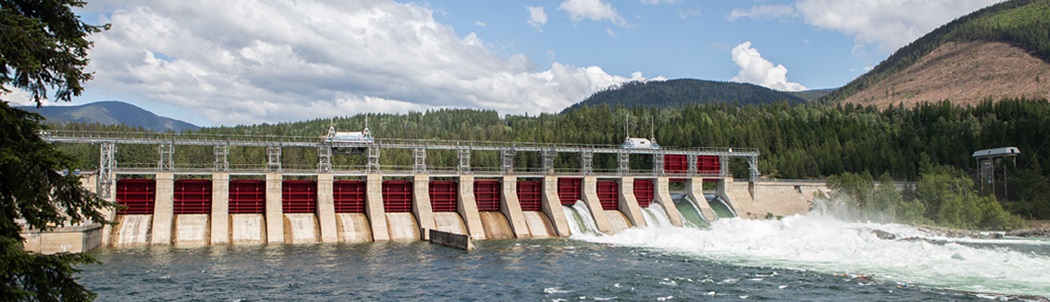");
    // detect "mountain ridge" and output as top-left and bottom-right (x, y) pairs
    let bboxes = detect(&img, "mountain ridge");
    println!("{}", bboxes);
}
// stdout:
(563, 79), (806, 113)
(18, 100), (199, 132)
